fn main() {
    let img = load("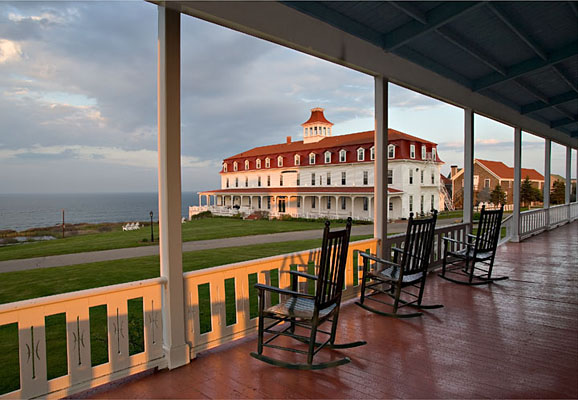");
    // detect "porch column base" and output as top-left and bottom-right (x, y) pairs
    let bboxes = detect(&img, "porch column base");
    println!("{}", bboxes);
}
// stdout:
(164, 343), (191, 369)
(510, 234), (521, 243)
